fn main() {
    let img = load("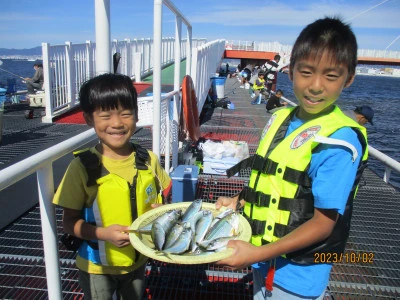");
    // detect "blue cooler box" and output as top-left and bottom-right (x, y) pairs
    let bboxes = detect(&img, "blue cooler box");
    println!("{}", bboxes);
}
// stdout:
(170, 165), (199, 203)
